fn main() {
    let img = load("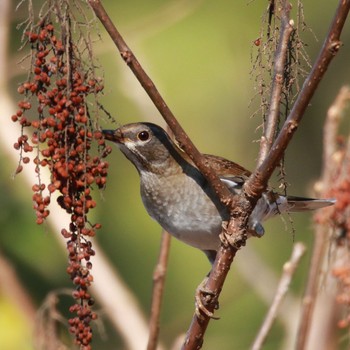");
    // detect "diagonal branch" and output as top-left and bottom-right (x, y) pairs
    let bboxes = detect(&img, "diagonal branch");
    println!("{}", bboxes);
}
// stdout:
(184, 0), (350, 348)
(248, 0), (350, 198)
(252, 242), (306, 350)
(88, 0), (233, 207)
(88, 0), (350, 349)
